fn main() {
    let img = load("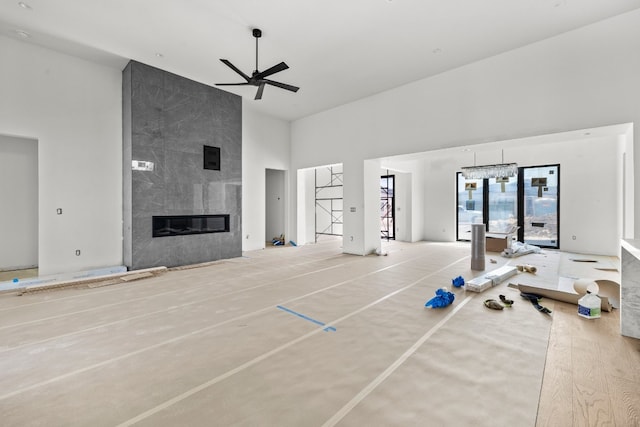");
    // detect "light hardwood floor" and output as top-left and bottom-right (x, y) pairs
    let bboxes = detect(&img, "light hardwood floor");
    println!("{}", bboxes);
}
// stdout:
(537, 297), (640, 426)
